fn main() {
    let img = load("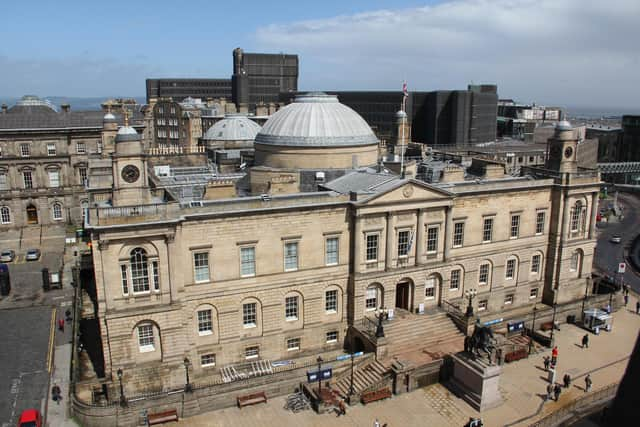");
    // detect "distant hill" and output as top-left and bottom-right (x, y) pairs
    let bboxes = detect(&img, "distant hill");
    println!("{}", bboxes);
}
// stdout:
(0, 96), (146, 111)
